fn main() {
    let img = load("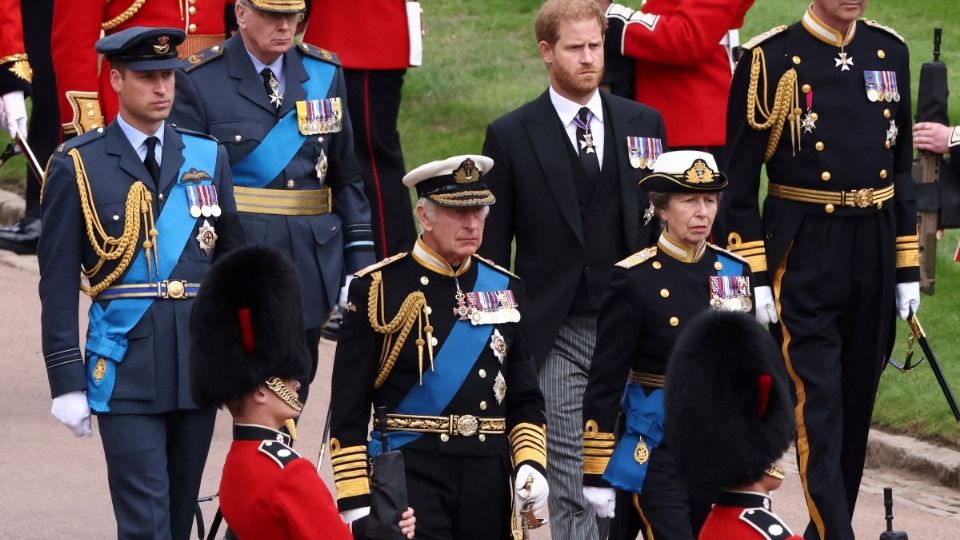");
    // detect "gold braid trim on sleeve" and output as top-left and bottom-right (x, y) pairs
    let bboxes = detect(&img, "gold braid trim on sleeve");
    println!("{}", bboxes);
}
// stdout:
(68, 148), (157, 297)
(746, 47), (802, 162)
(102, 0), (148, 31)
(367, 271), (434, 388)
